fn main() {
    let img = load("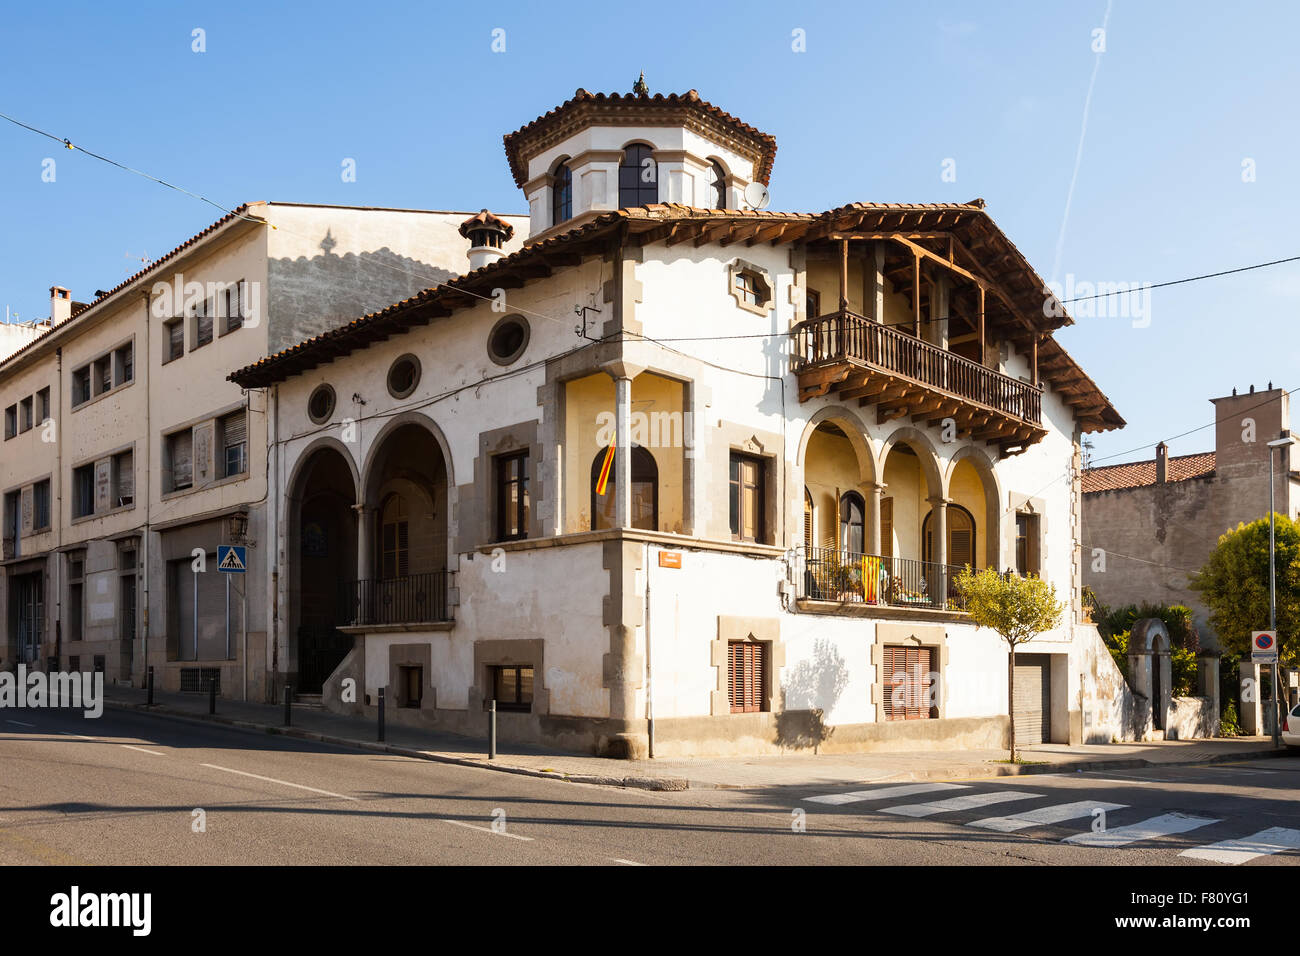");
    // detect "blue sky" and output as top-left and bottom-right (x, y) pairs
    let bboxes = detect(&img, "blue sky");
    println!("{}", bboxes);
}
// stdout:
(2, 0), (1297, 463)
